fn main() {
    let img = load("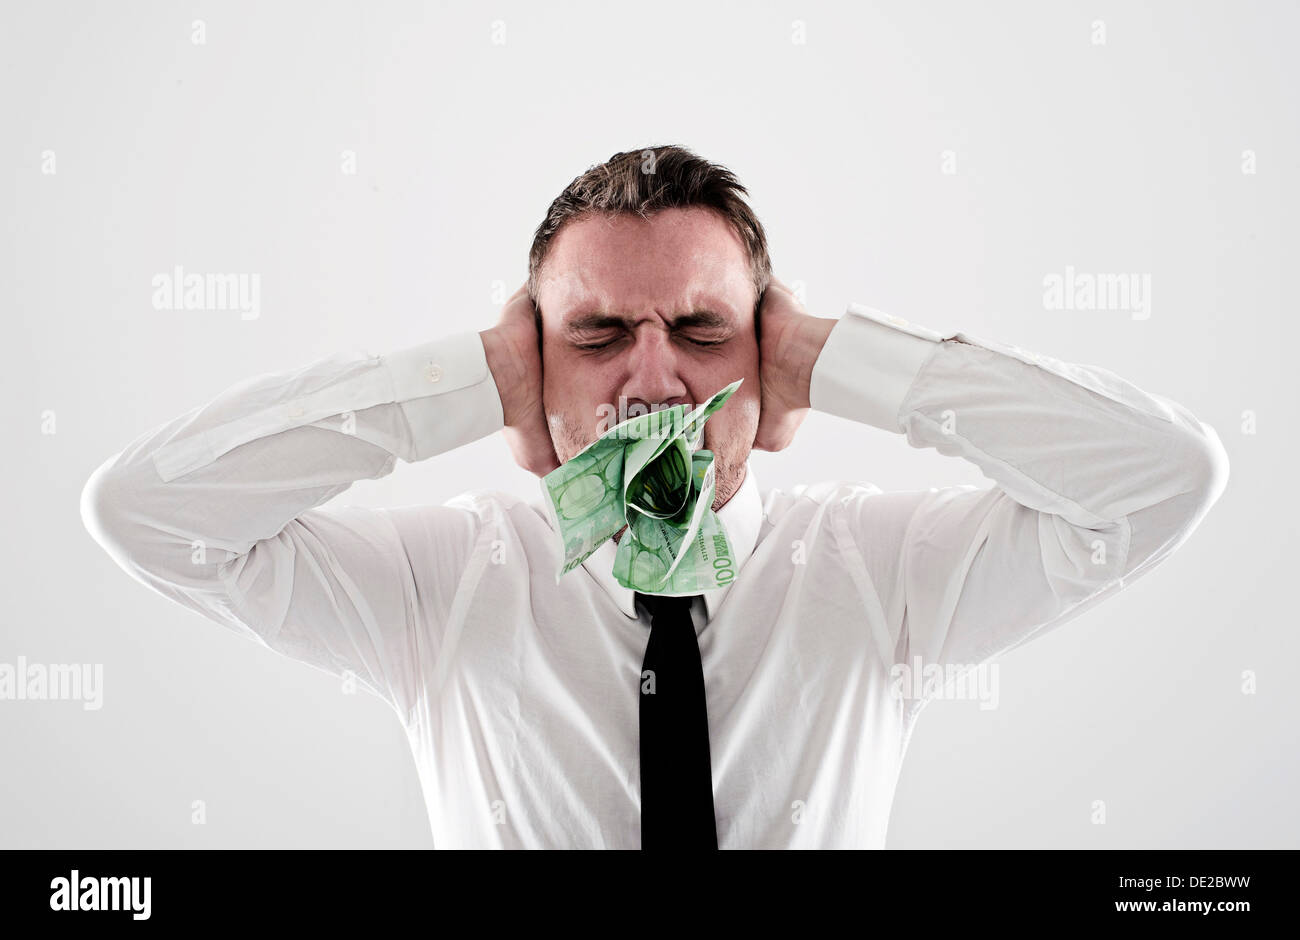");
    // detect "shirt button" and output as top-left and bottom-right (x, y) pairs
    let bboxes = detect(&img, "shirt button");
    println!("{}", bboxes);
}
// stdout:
(425, 363), (443, 383)
(287, 404), (305, 418)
